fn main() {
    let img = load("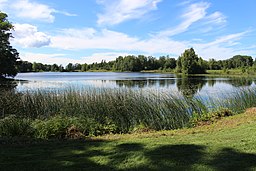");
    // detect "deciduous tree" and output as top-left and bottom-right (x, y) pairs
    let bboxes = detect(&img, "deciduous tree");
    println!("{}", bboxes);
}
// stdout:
(0, 12), (19, 78)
